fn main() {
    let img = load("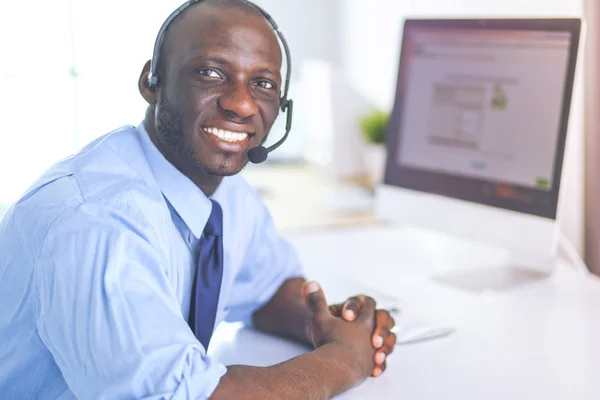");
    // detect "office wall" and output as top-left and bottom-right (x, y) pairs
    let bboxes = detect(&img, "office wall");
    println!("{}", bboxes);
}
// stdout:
(0, 0), (181, 207)
(0, 0), (76, 208)
(250, 0), (344, 162)
(339, 0), (586, 254)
